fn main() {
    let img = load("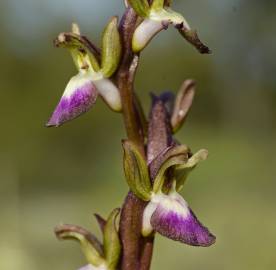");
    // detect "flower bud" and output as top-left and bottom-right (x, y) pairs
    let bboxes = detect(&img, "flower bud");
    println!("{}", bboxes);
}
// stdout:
(171, 80), (196, 133)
